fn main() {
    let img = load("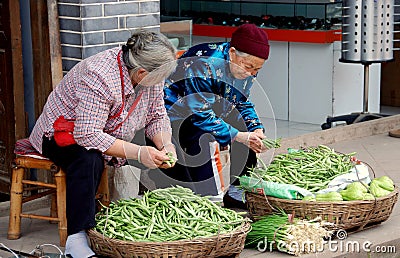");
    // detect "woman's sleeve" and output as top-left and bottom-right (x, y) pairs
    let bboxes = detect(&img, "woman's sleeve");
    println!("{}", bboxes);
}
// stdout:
(183, 68), (239, 146)
(235, 97), (264, 132)
(73, 70), (117, 152)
